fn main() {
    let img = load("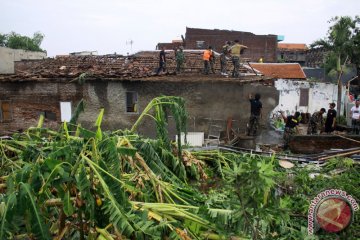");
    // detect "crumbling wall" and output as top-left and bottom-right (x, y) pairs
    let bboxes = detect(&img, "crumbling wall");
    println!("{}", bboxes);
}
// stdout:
(0, 81), (83, 135)
(273, 79), (338, 115)
(0, 79), (278, 138)
(78, 81), (278, 138)
(184, 27), (278, 62)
